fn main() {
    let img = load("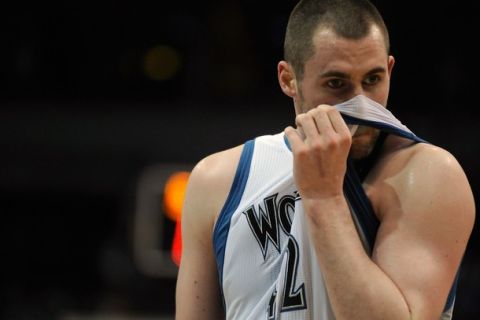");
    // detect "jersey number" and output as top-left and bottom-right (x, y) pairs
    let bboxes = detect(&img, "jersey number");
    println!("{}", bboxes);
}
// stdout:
(268, 235), (307, 319)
